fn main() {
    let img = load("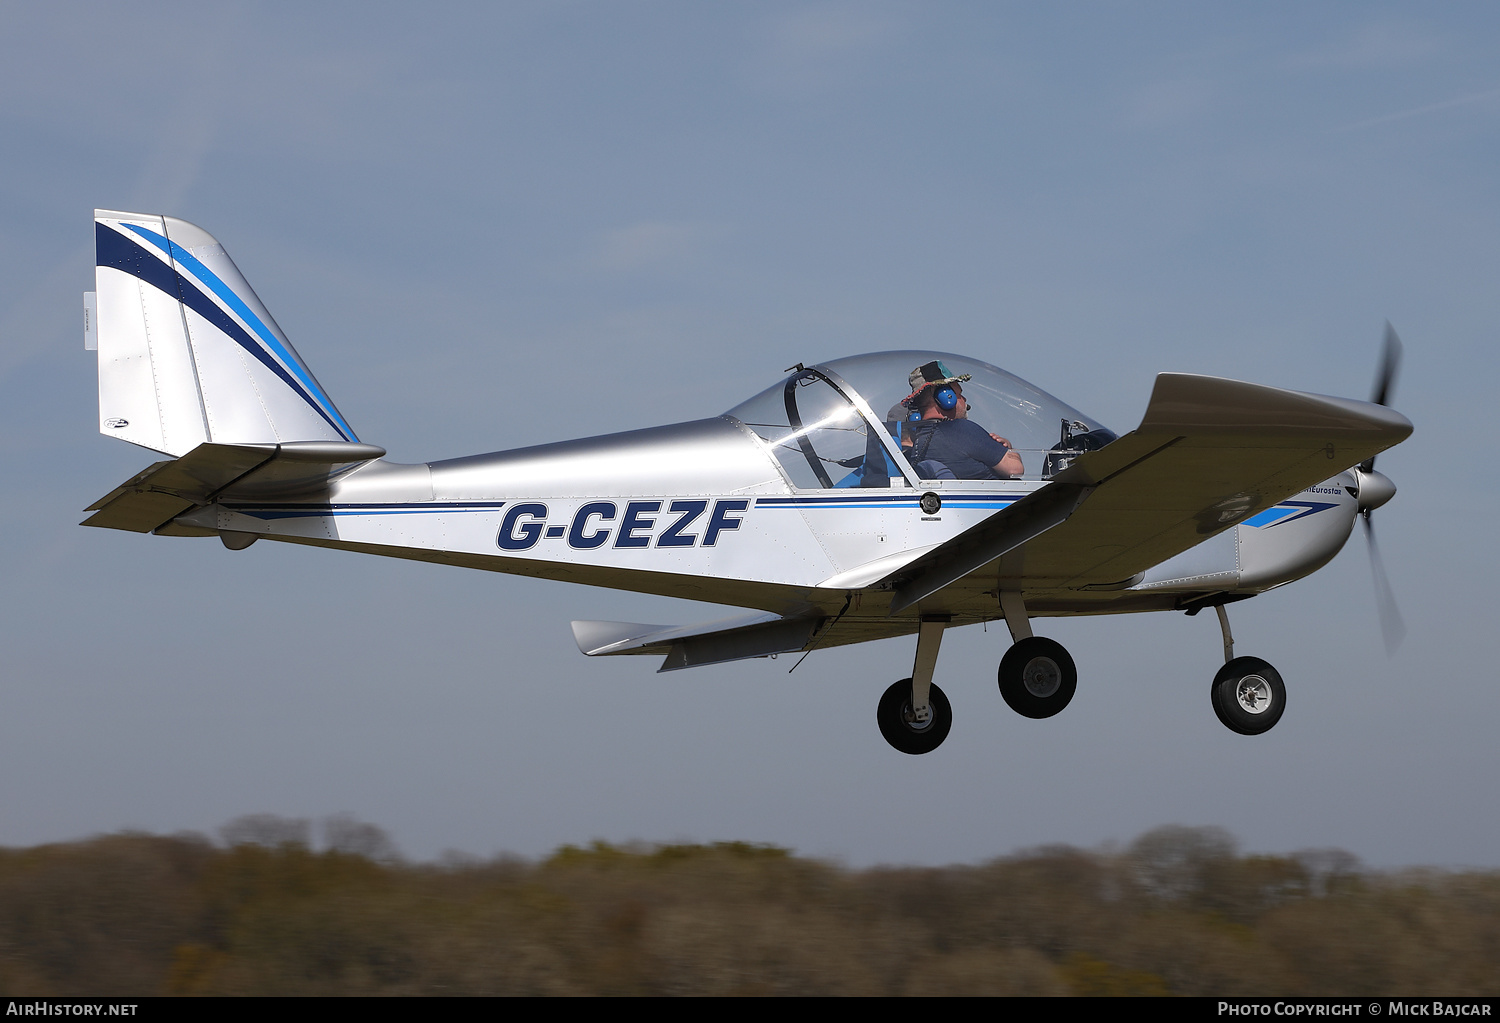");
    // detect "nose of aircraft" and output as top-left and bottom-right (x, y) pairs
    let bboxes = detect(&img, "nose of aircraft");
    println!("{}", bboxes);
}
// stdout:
(1353, 468), (1397, 513)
